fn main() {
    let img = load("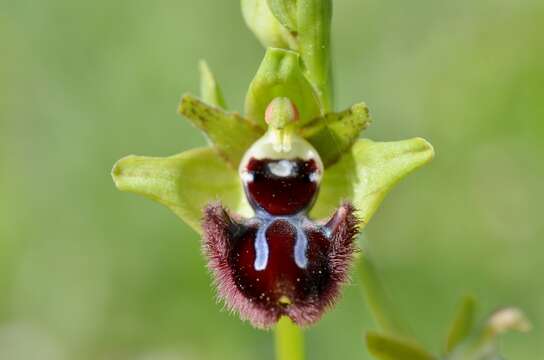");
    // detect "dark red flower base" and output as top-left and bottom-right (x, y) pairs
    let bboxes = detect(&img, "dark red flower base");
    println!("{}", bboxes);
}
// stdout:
(202, 202), (359, 328)
(243, 157), (320, 215)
